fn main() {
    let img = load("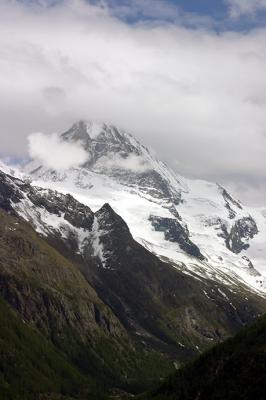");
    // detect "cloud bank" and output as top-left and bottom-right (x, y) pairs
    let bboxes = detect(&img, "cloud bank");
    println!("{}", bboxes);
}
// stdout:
(0, 0), (266, 204)
(28, 132), (88, 170)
